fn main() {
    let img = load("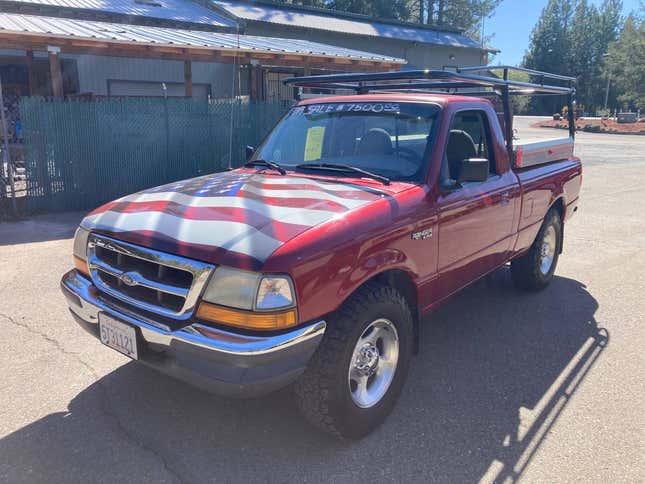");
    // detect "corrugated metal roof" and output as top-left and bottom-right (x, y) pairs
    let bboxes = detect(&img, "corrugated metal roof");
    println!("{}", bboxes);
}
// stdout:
(2, 0), (238, 28)
(0, 12), (406, 63)
(211, 0), (483, 49)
